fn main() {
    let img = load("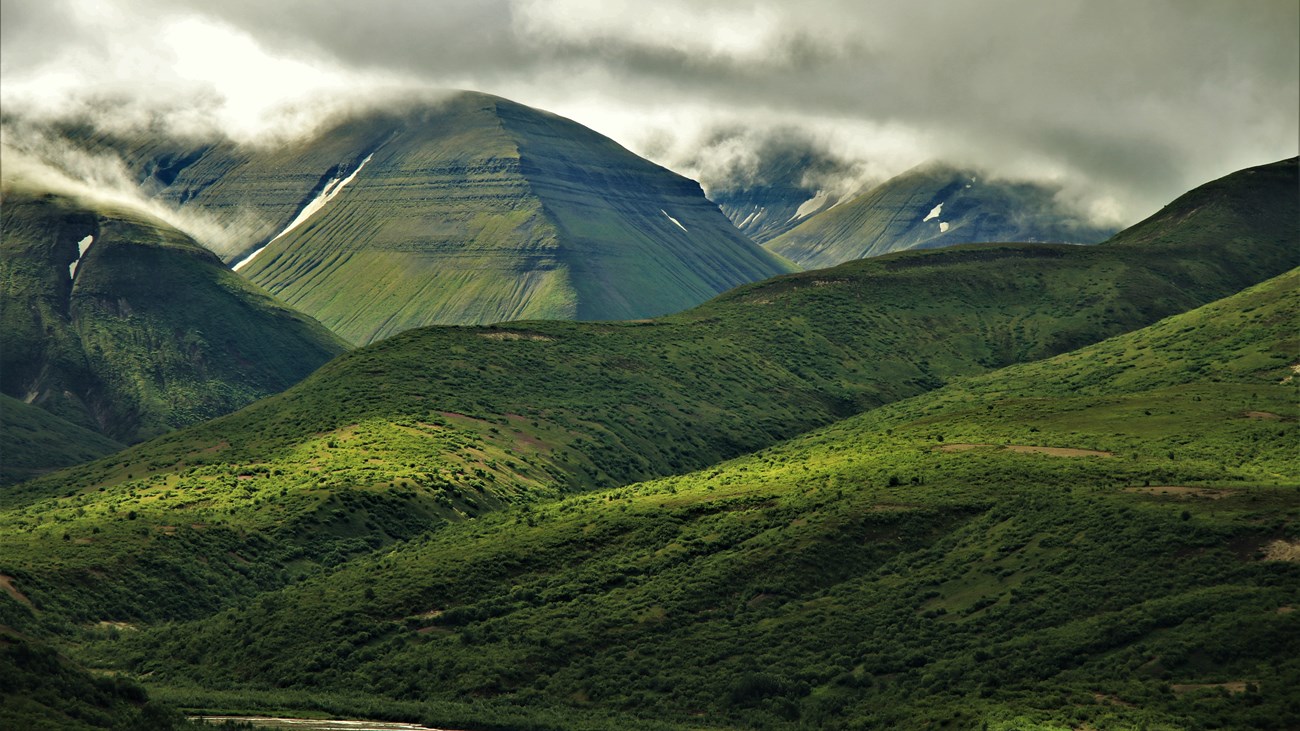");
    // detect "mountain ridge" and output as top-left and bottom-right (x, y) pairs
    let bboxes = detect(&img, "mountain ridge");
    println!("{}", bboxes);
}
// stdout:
(1, 157), (1292, 629)
(0, 183), (348, 452)
(49, 91), (796, 343)
(766, 161), (1117, 268)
